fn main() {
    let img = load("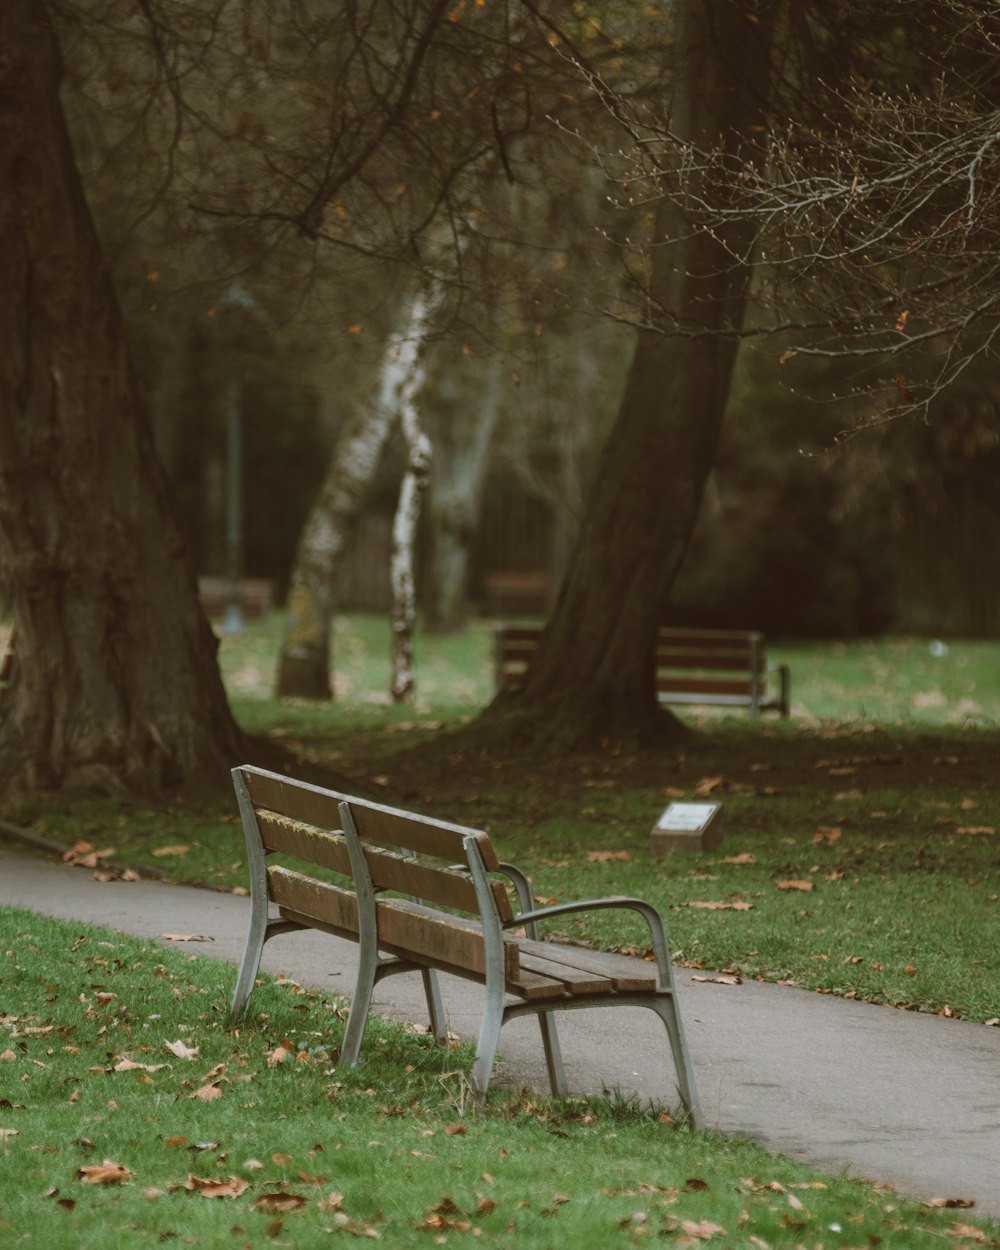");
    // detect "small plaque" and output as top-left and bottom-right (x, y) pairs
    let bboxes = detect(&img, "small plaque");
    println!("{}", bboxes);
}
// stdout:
(650, 802), (723, 855)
